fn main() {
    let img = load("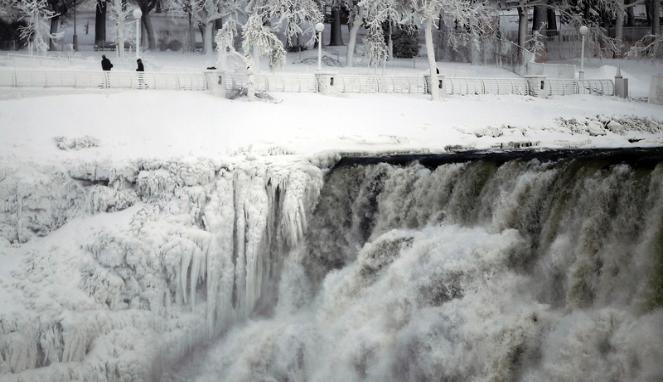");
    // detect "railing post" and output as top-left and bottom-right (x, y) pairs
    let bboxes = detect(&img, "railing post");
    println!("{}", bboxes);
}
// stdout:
(525, 75), (546, 97)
